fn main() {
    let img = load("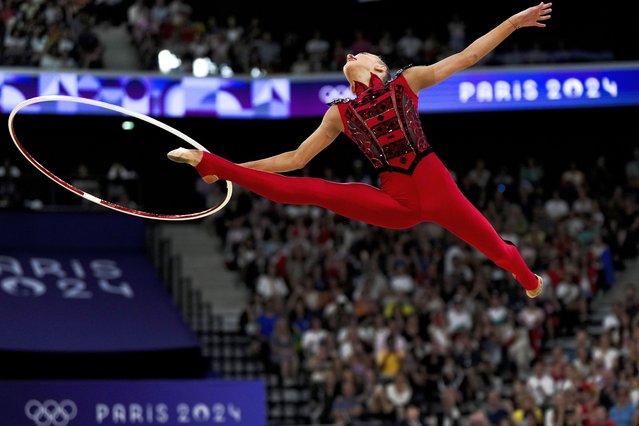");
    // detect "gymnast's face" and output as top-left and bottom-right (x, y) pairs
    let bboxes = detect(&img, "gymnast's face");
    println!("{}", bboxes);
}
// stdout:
(343, 52), (387, 79)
